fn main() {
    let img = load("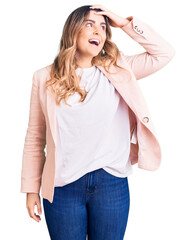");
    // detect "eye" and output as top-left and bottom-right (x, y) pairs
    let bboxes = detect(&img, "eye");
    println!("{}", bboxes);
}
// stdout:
(86, 23), (92, 27)
(86, 22), (106, 30)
